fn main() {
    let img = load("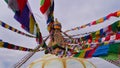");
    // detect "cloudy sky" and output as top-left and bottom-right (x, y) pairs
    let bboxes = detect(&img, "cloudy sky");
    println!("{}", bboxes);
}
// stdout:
(0, 0), (120, 68)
